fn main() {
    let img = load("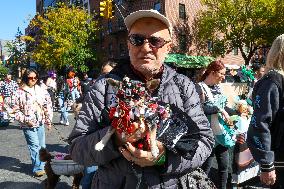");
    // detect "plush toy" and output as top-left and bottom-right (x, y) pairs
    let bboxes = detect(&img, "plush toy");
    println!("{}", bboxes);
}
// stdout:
(231, 99), (252, 134)
(95, 76), (188, 158)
